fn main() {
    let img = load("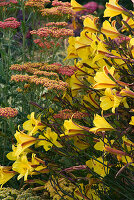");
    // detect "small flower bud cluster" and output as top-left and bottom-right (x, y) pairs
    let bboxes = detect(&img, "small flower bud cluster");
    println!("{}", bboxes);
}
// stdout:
(41, 7), (61, 16)
(0, 17), (21, 29)
(46, 22), (68, 27)
(56, 6), (74, 16)
(52, 0), (70, 7)
(41, 5), (74, 17)
(30, 76), (68, 90)
(40, 63), (62, 71)
(31, 27), (74, 38)
(11, 74), (30, 82)
(57, 65), (76, 76)
(25, 0), (50, 9)
(53, 109), (88, 119)
(10, 63), (58, 77)
(0, 0), (18, 7)
(0, 107), (18, 118)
